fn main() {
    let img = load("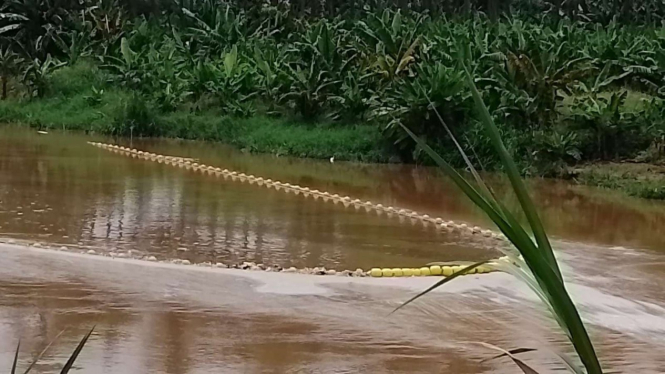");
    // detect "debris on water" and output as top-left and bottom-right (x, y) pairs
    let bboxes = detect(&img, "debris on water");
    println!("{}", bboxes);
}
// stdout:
(117, 253), (128, 258)
(59, 246), (67, 250)
(32, 242), (41, 248)
(282, 267), (297, 273)
(147, 256), (157, 261)
(215, 263), (228, 268)
(37, 131), (48, 135)
(7, 239), (15, 244)
(177, 247), (188, 252)
(326, 269), (337, 276)
(181, 259), (191, 265)
(87, 249), (96, 254)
